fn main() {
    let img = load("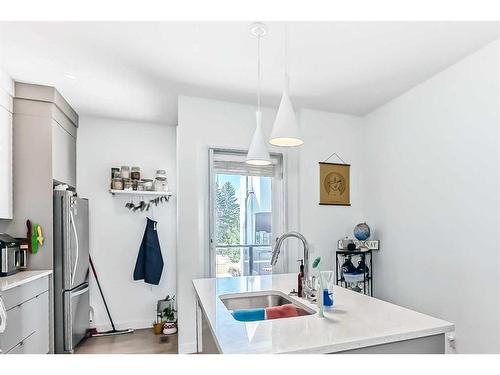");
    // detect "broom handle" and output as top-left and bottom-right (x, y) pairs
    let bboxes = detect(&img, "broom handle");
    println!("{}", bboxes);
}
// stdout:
(89, 256), (116, 331)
